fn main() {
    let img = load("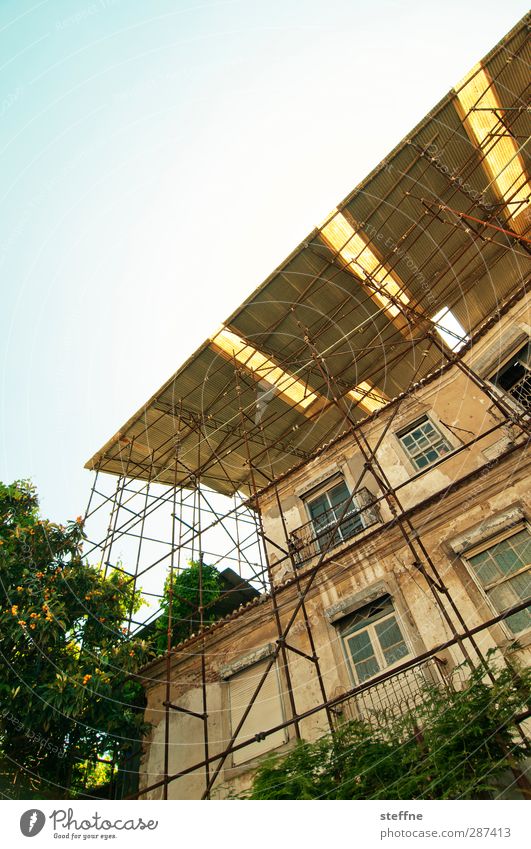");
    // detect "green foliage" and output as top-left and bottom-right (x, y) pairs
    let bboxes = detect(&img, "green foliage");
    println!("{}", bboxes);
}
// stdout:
(154, 561), (222, 654)
(246, 656), (531, 800)
(0, 480), (151, 799)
